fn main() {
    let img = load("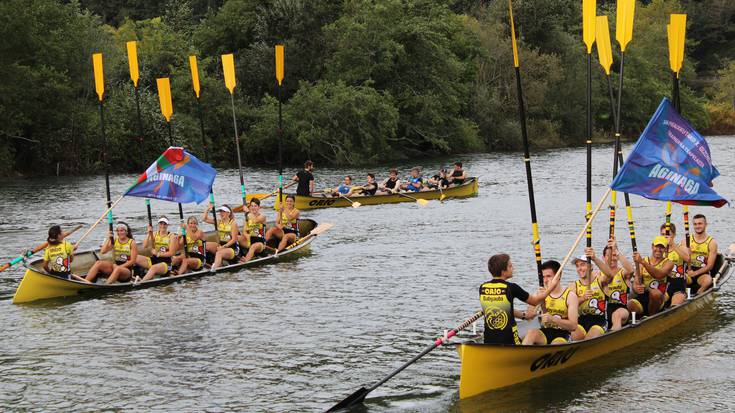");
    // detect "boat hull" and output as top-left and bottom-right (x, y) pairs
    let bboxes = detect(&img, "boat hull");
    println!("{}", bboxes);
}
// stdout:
(457, 254), (733, 399)
(291, 177), (479, 210)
